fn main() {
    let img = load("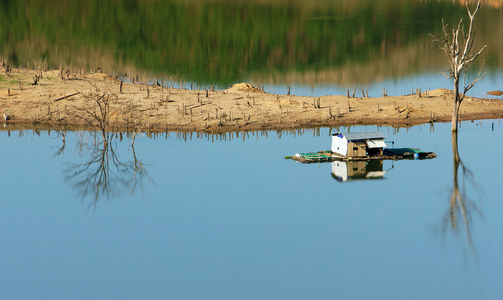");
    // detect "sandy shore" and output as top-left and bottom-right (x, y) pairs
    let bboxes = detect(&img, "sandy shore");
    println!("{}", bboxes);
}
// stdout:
(1, 66), (502, 133)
